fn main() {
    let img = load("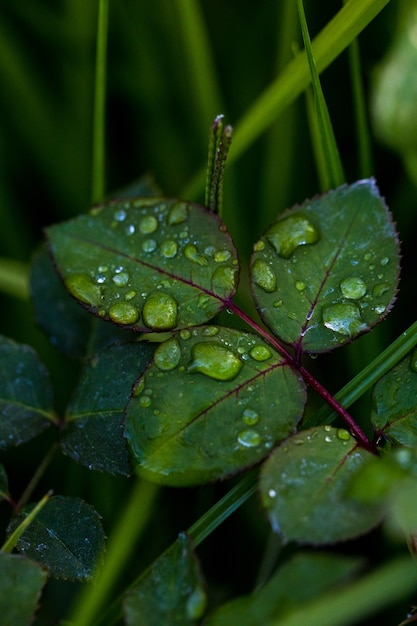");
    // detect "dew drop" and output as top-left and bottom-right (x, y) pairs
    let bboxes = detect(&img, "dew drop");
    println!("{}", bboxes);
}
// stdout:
(186, 586), (207, 620)
(197, 294), (211, 309)
(295, 280), (306, 292)
(202, 326), (219, 336)
(65, 274), (102, 307)
(249, 344), (272, 361)
(324, 435), (333, 443)
(154, 337), (181, 371)
(138, 395), (151, 407)
(337, 428), (351, 441)
(266, 214), (320, 258)
(237, 429), (261, 447)
(109, 302), (139, 325)
(188, 342), (243, 381)
(273, 300), (283, 308)
(112, 271), (129, 286)
(372, 283), (389, 298)
(214, 249), (232, 263)
(142, 239), (157, 253)
(180, 329), (191, 340)
(268, 488), (277, 498)
(113, 209), (126, 222)
(253, 240), (265, 252)
(324, 425), (332, 432)
(139, 215), (158, 234)
(380, 257), (390, 266)
(242, 408), (260, 425)
(160, 239), (178, 258)
(184, 244), (208, 266)
(340, 276), (367, 300)
(125, 290), (136, 301)
(212, 265), (237, 292)
(322, 302), (366, 337)
(251, 259), (277, 292)
(168, 201), (188, 225)
(142, 292), (178, 330)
